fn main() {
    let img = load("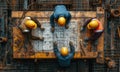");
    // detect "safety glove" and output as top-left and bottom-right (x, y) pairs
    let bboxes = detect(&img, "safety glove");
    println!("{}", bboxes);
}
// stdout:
(39, 36), (44, 41)
(51, 27), (55, 33)
(65, 25), (69, 29)
(40, 27), (45, 31)
(53, 41), (57, 46)
(69, 41), (73, 46)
